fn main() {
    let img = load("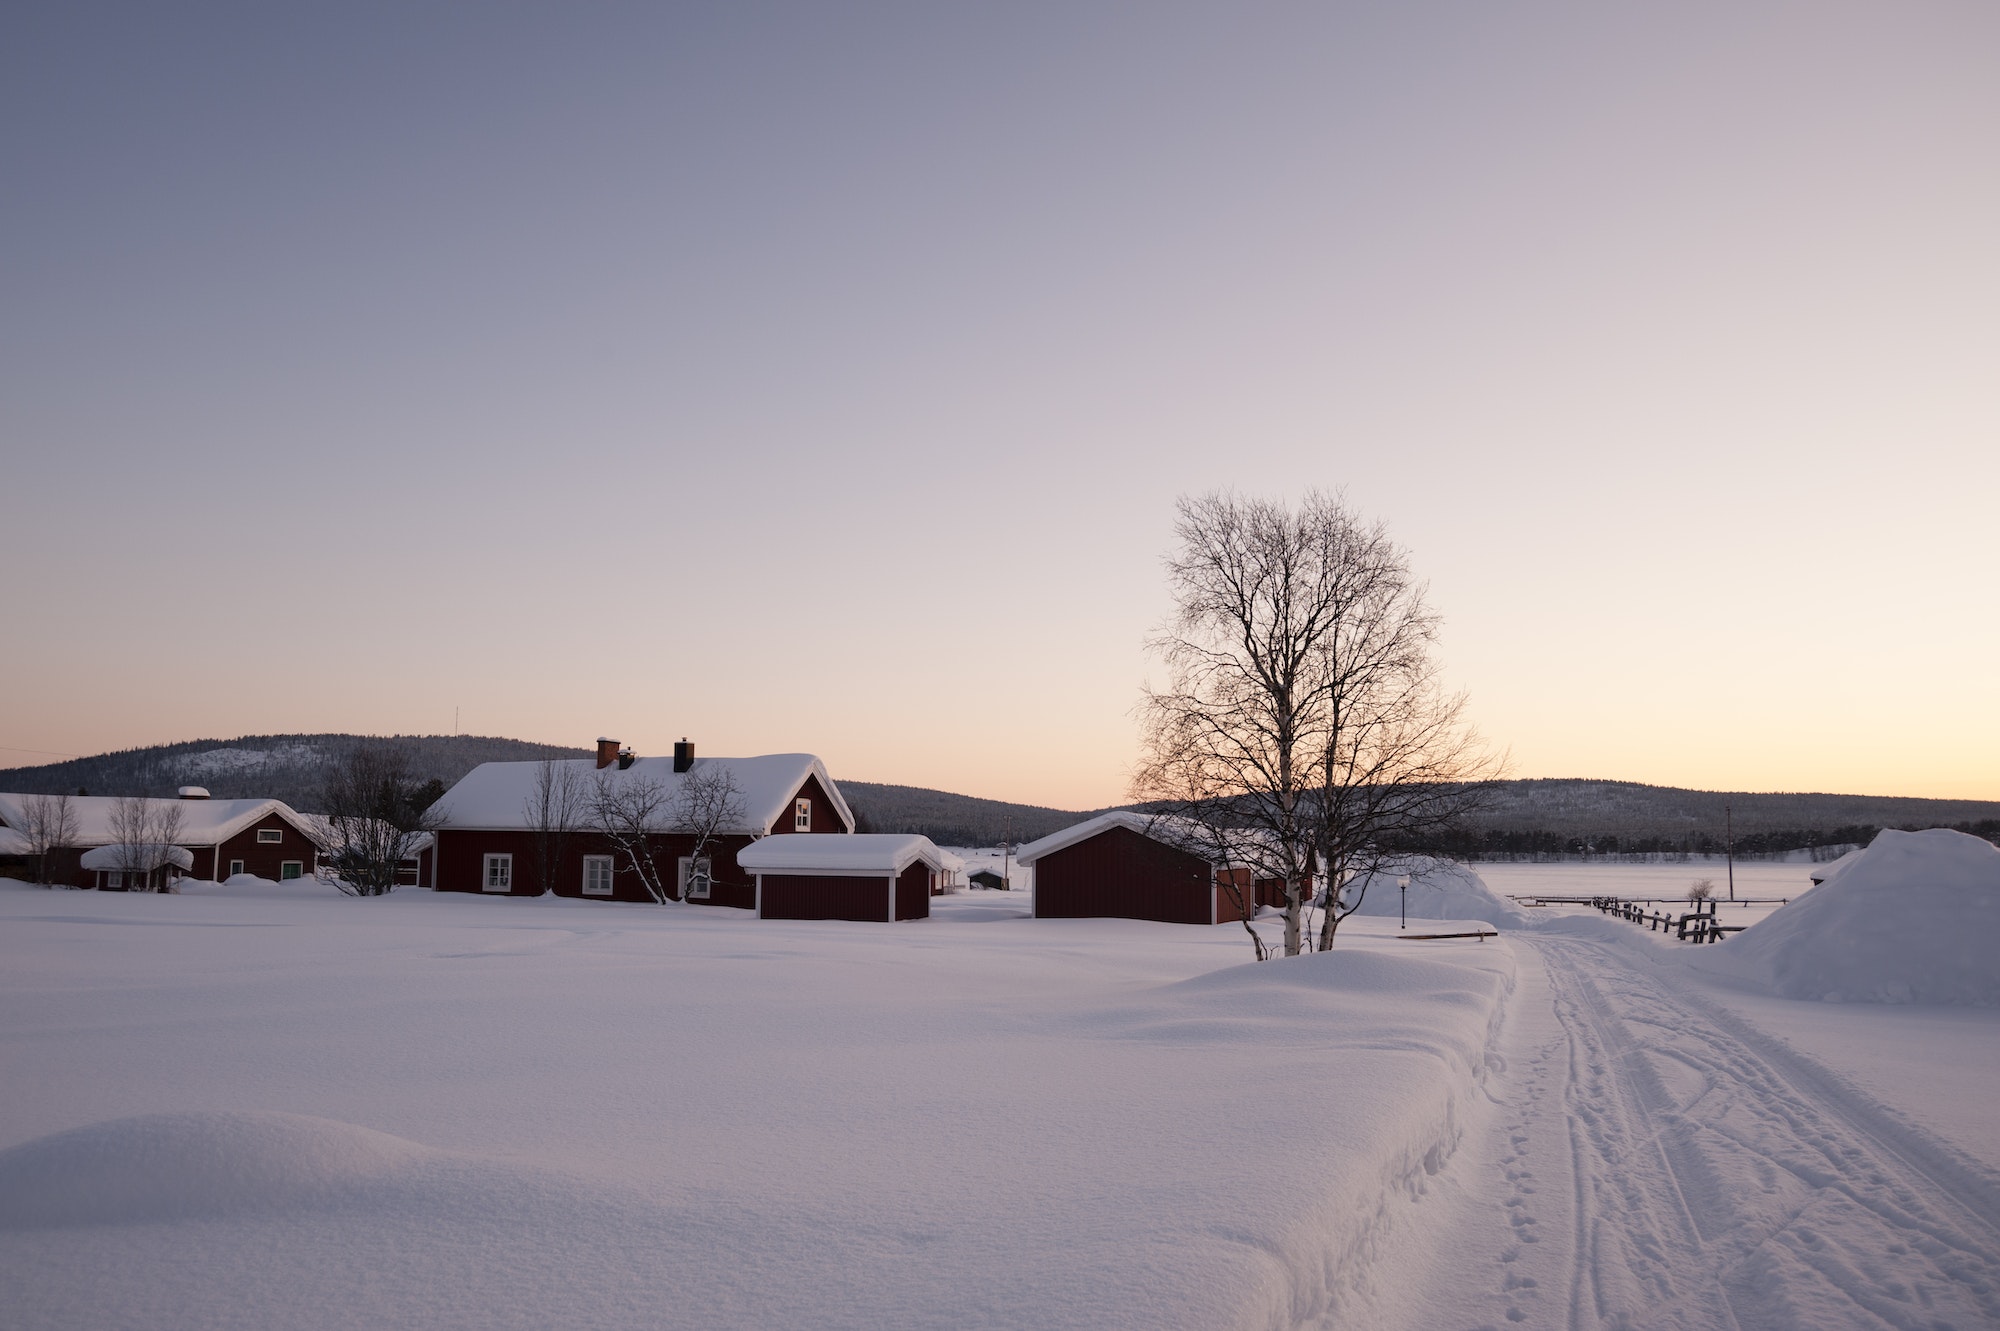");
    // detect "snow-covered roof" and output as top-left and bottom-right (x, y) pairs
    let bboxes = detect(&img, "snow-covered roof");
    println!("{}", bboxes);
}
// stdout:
(426, 754), (853, 836)
(738, 833), (945, 877)
(0, 827), (31, 856)
(290, 817), (432, 857)
(1016, 811), (1179, 866)
(1015, 811), (1306, 871)
(0, 795), (320, 850)
(79, 844), (196, 871)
